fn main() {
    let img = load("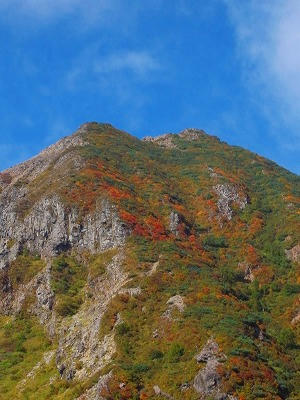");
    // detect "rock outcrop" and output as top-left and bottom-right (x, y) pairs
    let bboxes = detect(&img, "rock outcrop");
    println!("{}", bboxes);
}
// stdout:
(285, 244), (300, 263)
(178, 128), (206, 140)
(143, 133), (176, 148)
(194, 338), (233, 400)
(143, 128), (206, 148)
(153, 385), (175, 400)
(169, 211), (180, 236)
(213, 184), (248, 221)
(77, 371), (113, 400)
(162, 295), (185, 319)
(238, 261), (261, 283)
